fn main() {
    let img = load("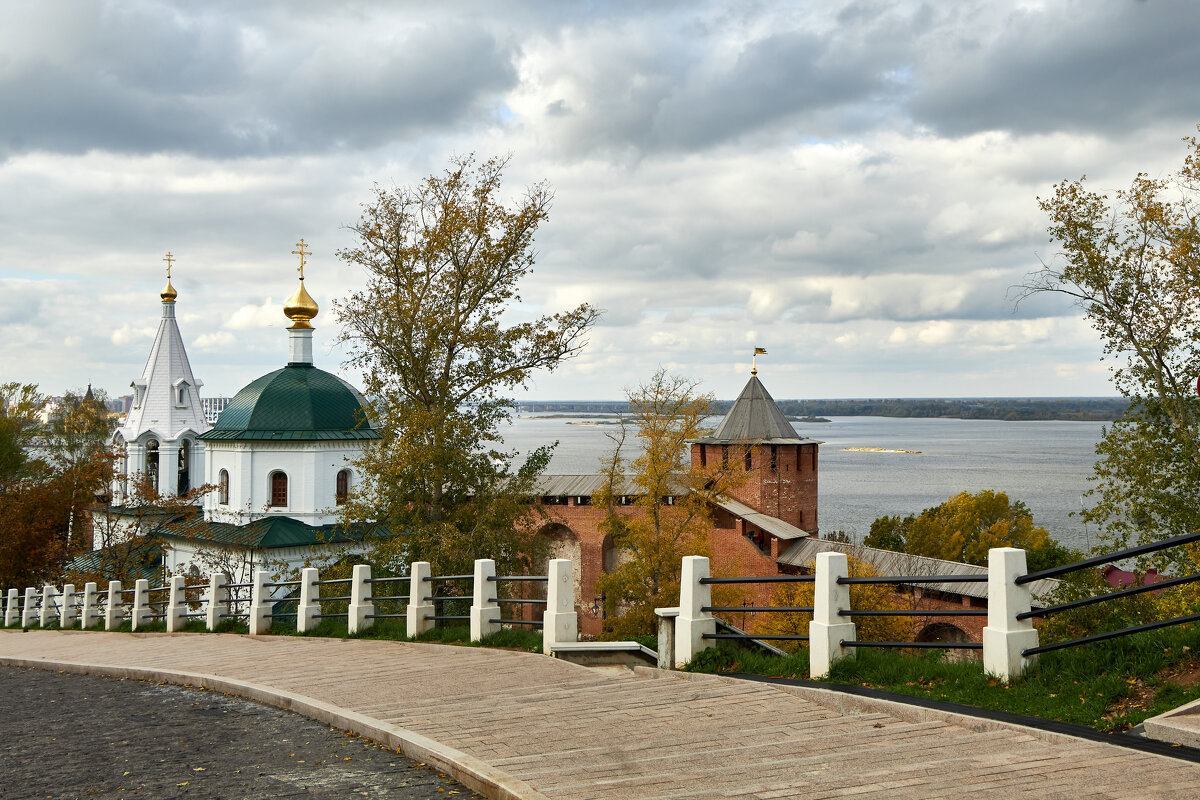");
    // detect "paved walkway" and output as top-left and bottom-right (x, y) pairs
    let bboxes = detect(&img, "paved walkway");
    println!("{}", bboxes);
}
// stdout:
(3, 630), (1200, 799)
